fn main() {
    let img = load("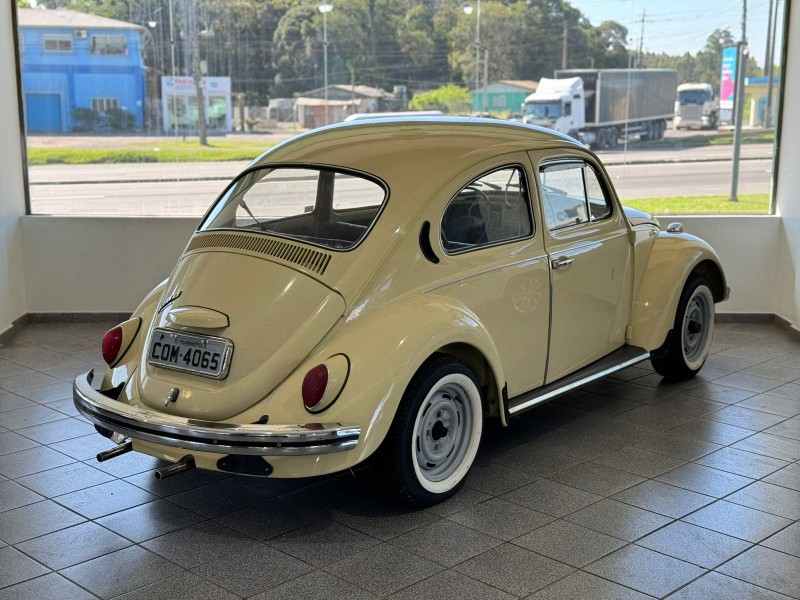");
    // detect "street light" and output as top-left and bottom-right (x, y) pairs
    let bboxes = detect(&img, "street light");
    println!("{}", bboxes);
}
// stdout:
(463, 1), (481, 114)
(319, 3), (333, 125)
